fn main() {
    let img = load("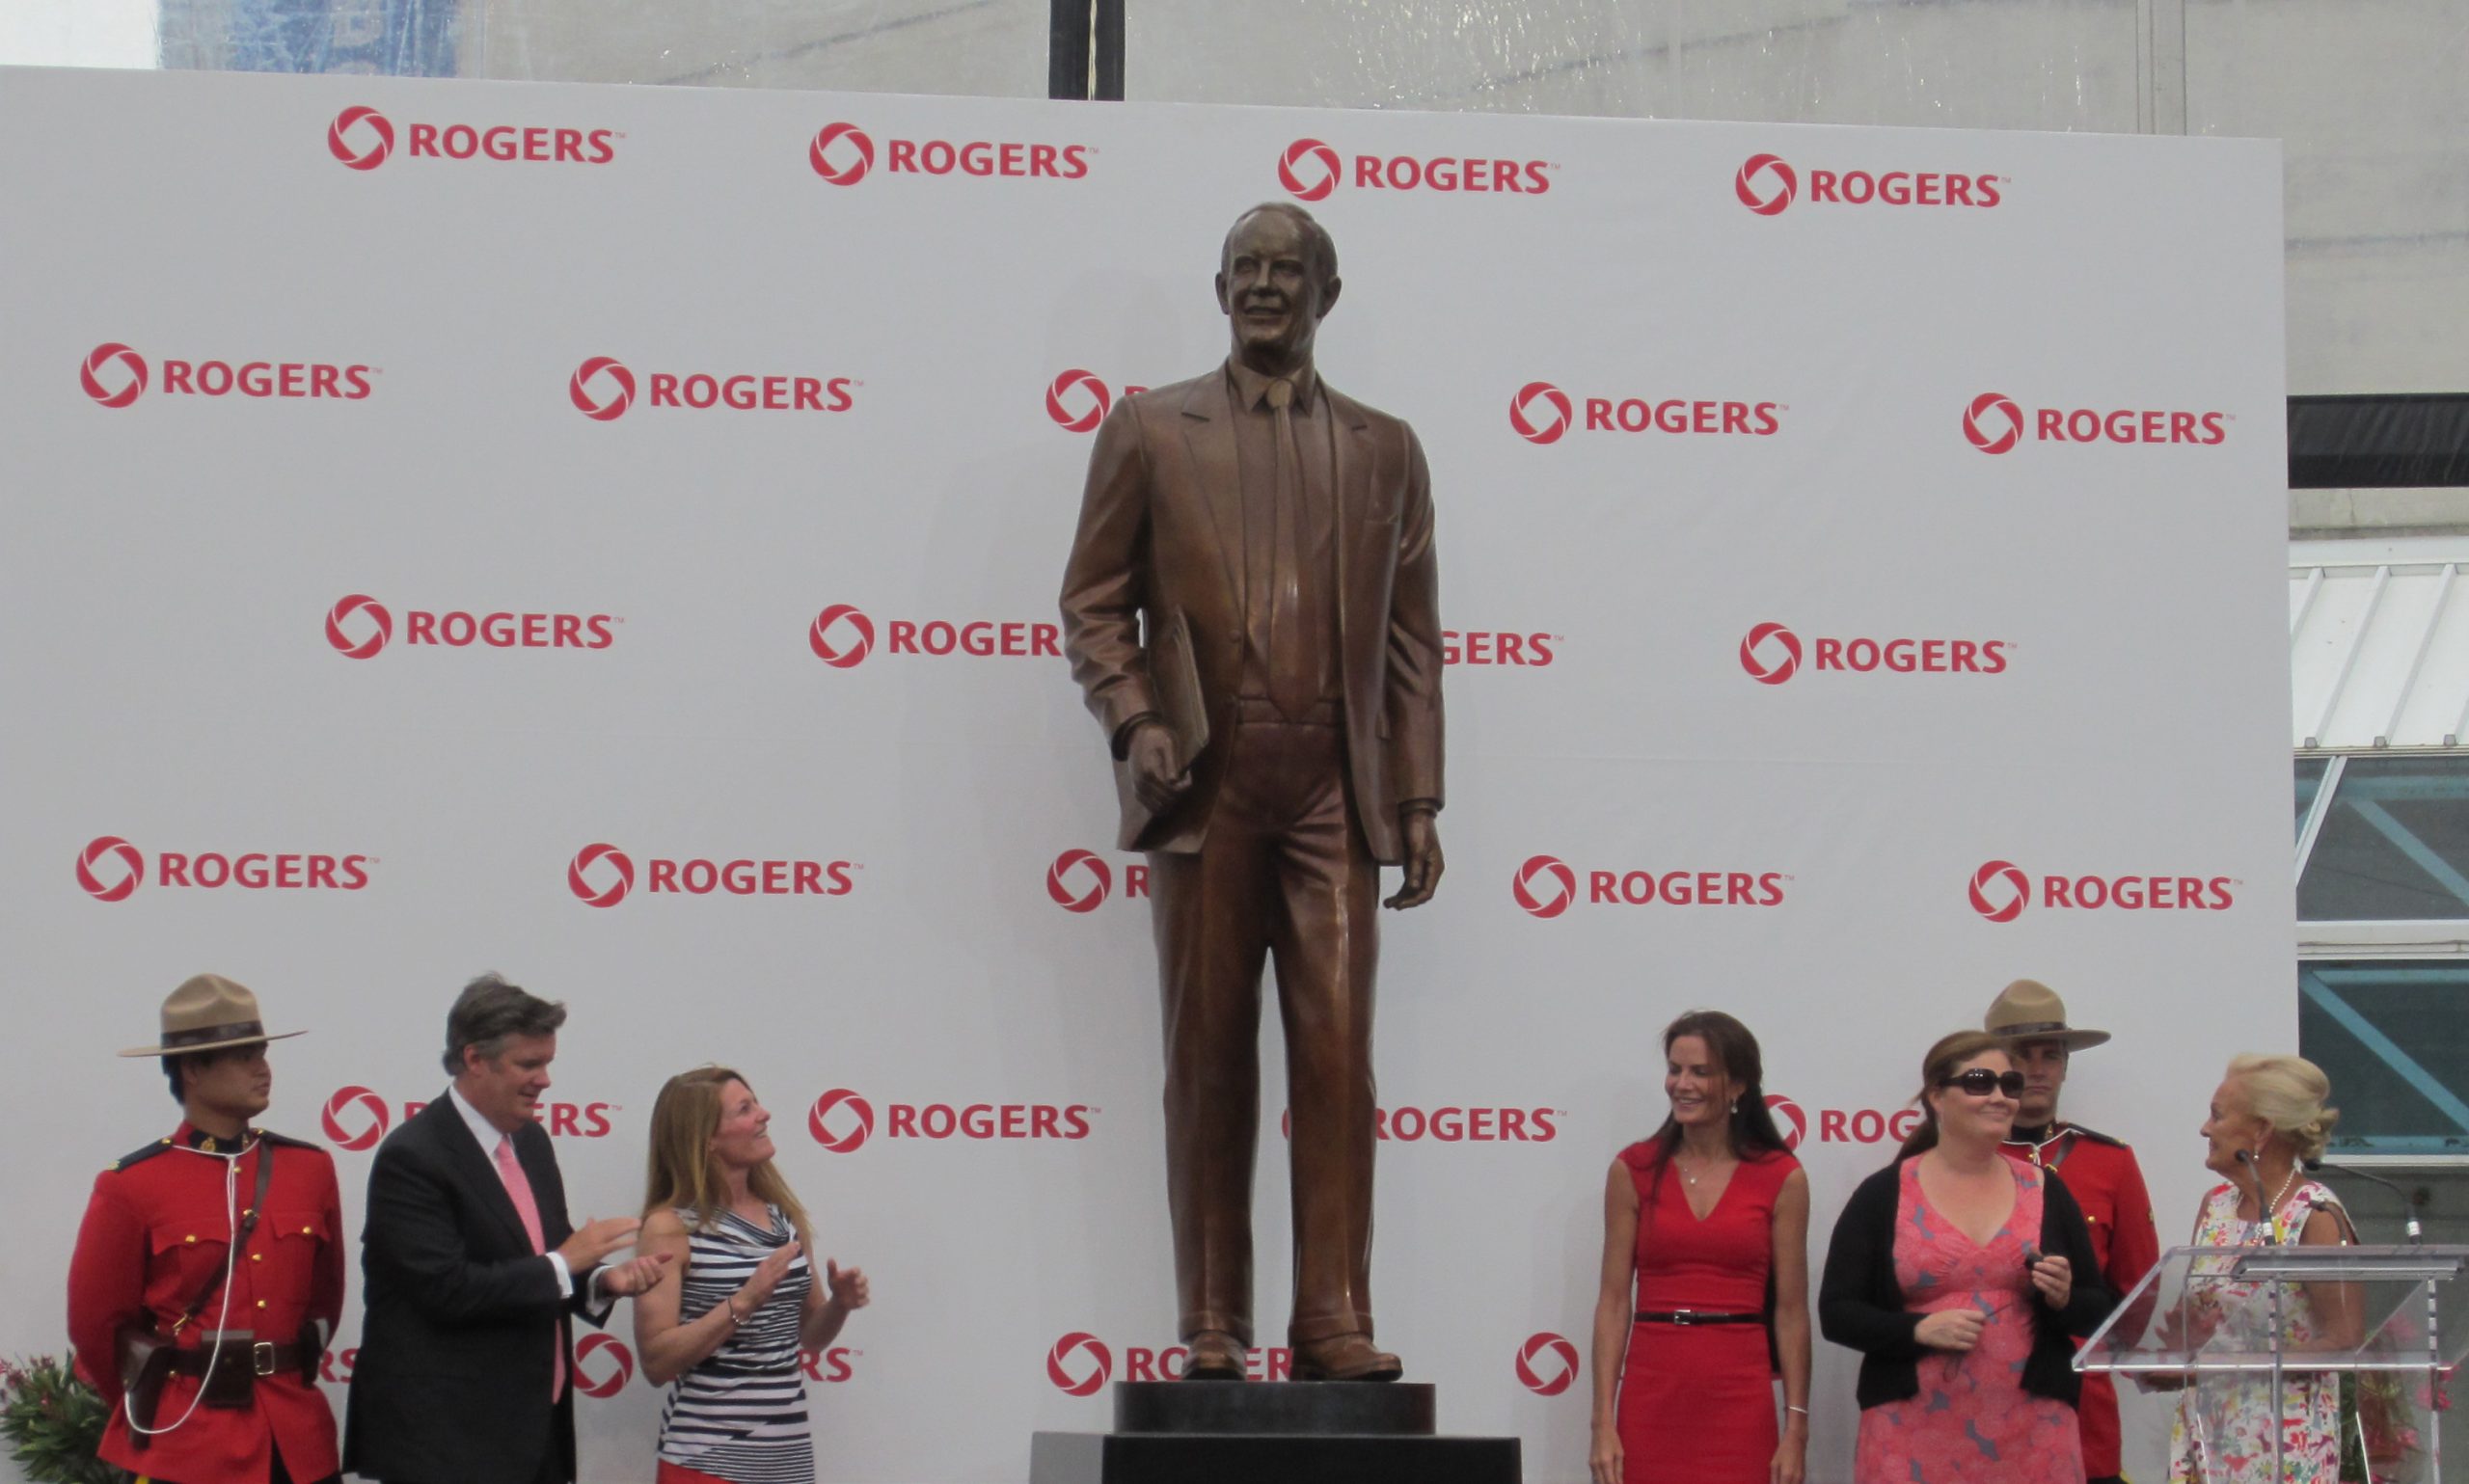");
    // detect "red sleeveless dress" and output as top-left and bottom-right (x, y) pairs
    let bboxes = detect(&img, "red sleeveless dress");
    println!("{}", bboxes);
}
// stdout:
(1614, 1142), (1798, 1484)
